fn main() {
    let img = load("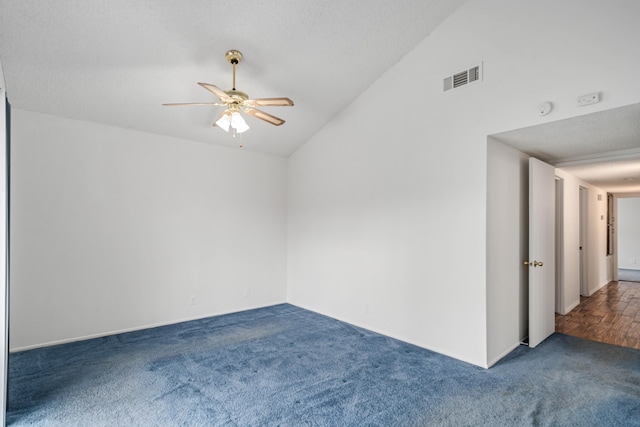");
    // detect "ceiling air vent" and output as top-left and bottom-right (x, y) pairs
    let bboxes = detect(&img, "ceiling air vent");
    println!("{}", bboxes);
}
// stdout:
(443, 63), (482, 92)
